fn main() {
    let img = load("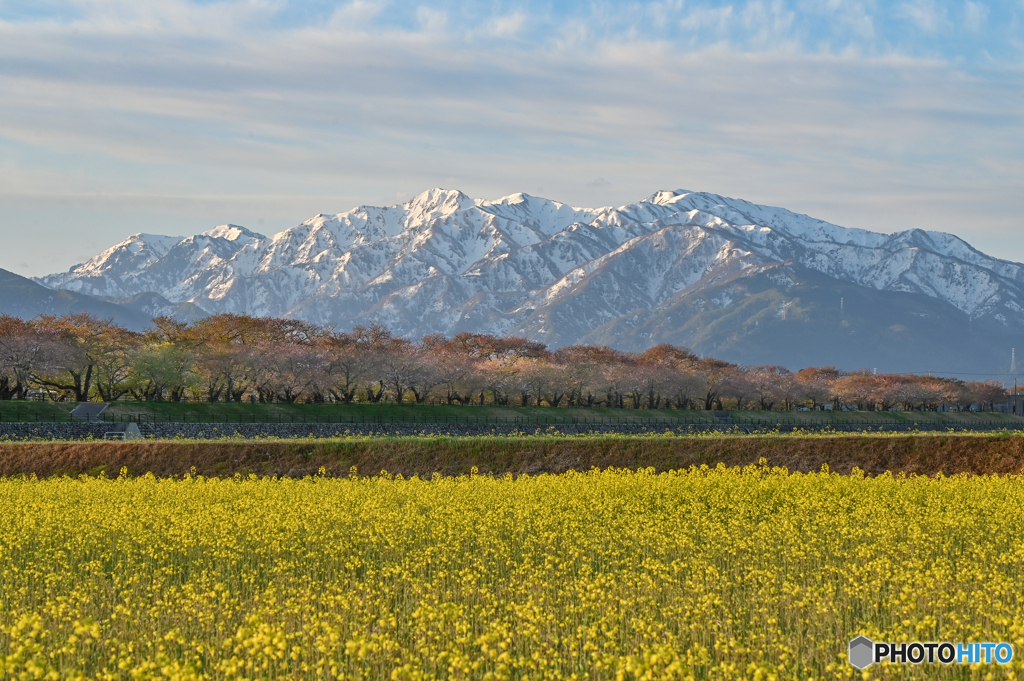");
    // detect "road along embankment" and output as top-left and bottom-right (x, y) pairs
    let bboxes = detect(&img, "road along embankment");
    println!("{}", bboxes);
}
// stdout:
(2, 435), (1023, 478)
